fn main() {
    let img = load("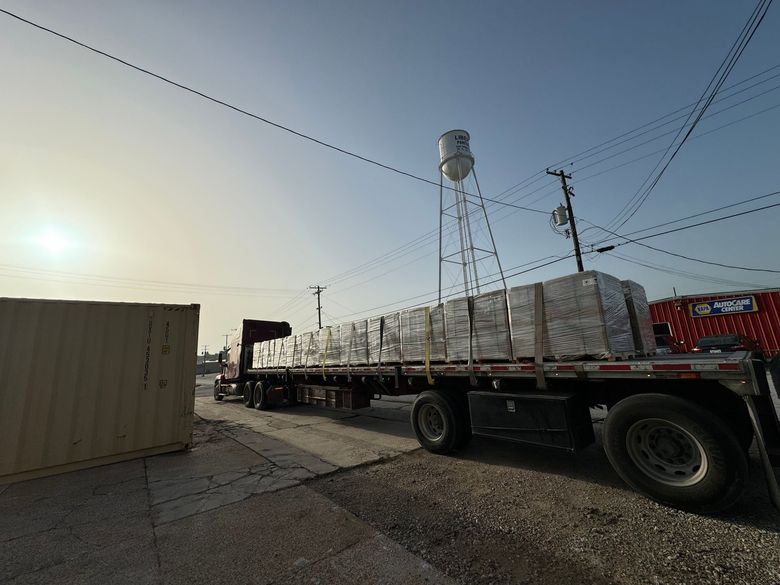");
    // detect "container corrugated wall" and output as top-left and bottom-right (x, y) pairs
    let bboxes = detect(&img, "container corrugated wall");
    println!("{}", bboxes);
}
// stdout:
(0, 298), (199, 484)
(649, 289), (780, 358)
